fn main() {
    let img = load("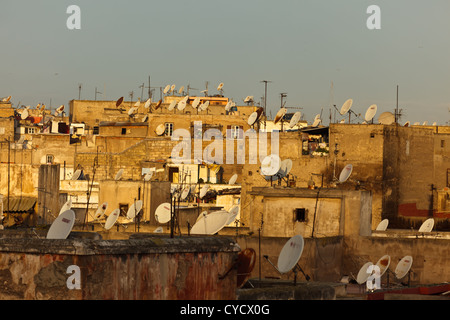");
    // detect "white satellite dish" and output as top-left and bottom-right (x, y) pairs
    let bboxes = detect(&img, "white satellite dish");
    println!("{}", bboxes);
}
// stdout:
(229, 173), (238, 185)
(340, 99), (353, 115)
(404, 121), (410, 127)
(244, 96), (254, 103)
(155, 203), (171, 224)
(163, 85), (171, 94)
(143, 172), (153, 181)
(200, 100), (210, 111)
(375, 219), (389, 231)
(277, 235), (304, 274)
(181, 186), (190, 200)
(156, 124), (165, 136)
(375, 255), (391, 277)
(59, 199), (72, 216)
(115, 169), (124, 181)
(192, 97), (201, 109)
(94, 202), (108, 220)
(104, 208), (120, 230)
(168, 100), (177, 111)
(177, 100), (187, 111)
(247, 111), (259, 126)
(126, 200), (143, 220)
(394, 256), (413, 279)
(46, 210), (76, 239)
(422, 121), (428, 125)
(134, 99), (141, 108)
(365, 104), (377, 122)
(217, 83), (224, 91)
(289, 112), (302, 128)
(178, 86), (185, 94)
(170, 84), (176, 93)
(21, 109), (29, 120)
(225, 100), (232, 111)
(260, 154), (281, 176)
(190, 210), (230, 235)
(72, 169), (82, 181)
(432, 122), (437, 126)
(144, 98), (152, 109)
(128, 107), (137, 116)
(280, 159), (293, 177)
(338, 164), (353, 183)
(226, 205), (240, 225)
(356, 262), (374, 284)
(378, 112), (395, 125)
(274, 108), (287, 124)
(312, 114), (321, 127)
(418, 218), (434, 232)
(153, 227), (163, 233)
(199, 184), (210, 199)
